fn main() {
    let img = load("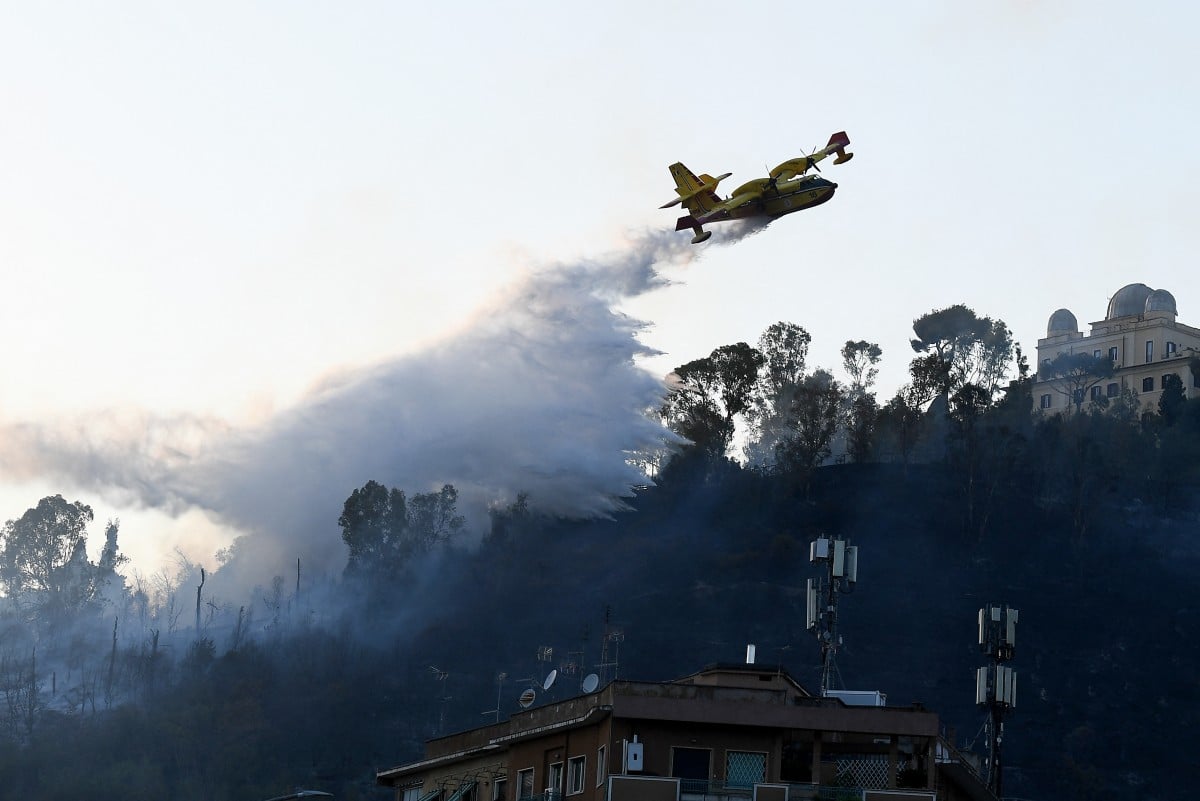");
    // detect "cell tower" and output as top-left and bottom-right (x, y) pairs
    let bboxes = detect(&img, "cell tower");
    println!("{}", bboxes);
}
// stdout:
(805, 535), (858, 695)
(975, 604), (1018, 797)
